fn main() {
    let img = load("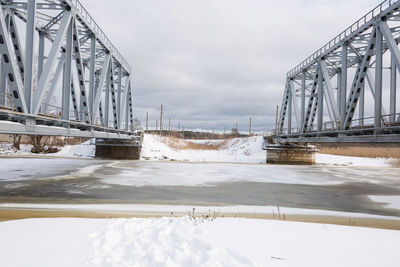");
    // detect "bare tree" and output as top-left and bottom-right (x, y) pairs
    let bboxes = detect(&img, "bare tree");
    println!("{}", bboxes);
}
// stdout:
(12, 134), (22, 150)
